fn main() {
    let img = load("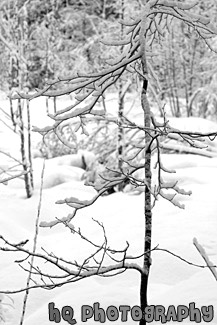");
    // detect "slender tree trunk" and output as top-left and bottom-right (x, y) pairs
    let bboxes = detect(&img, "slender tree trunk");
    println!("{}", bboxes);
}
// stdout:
(46, 97), (49, 114)
(165, 45), (176, 116)
(26, 99), (34, 189)
(118, 78), (124, 167)
(9, 97), (16, 131)
(118, 0), (125, 191)
(170, 31), (180, 117)
(139, 7), (152, 324)
(181, 55), (189, 116)
(8, 5), (33, 198)
(140, 80), (152, 325)
(20, 1), (33, 198)
(53, 97), (57, 114)
(188, 38), (197, 117)
(18, 99), (32, 198)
